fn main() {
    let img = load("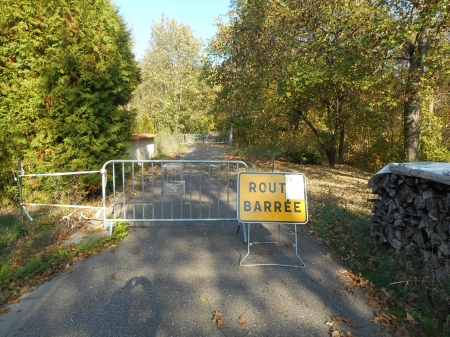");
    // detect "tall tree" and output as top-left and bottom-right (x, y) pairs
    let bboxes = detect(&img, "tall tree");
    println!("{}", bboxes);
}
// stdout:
(374, 0), (450, 161)
(208, 0), (450, 168)
(132, 16), (215, 134)
(208, 0), (380, 167)
(0, 0), (140, 197)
